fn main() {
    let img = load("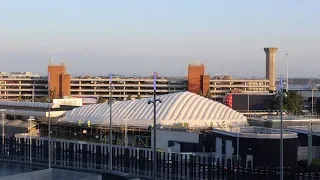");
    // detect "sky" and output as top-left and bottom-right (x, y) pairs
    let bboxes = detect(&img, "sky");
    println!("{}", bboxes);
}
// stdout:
(1, 0), (320, 78)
